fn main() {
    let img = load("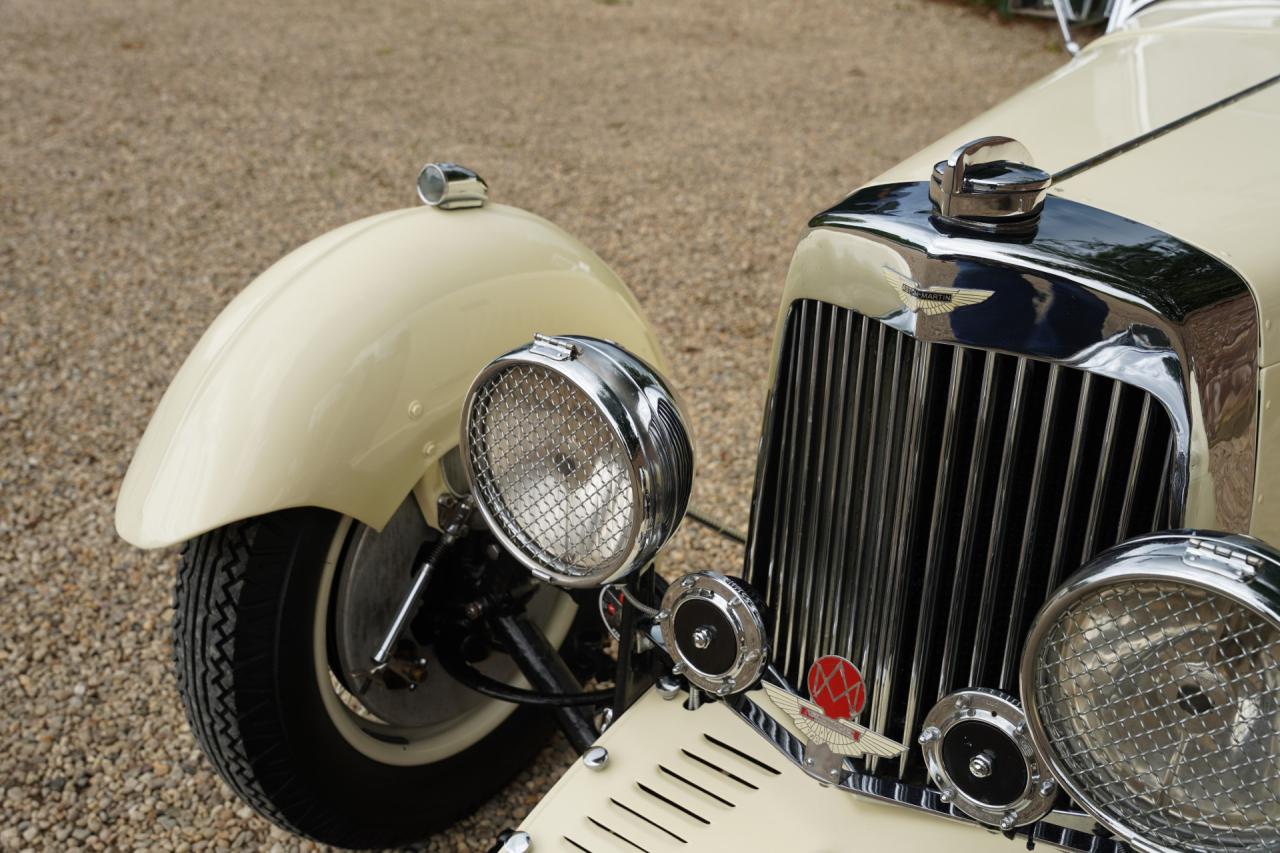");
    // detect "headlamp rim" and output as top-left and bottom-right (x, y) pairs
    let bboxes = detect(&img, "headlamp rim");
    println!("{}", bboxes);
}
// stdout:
(460, 335), (691, 588)
(1020, 531), (1280, 853)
